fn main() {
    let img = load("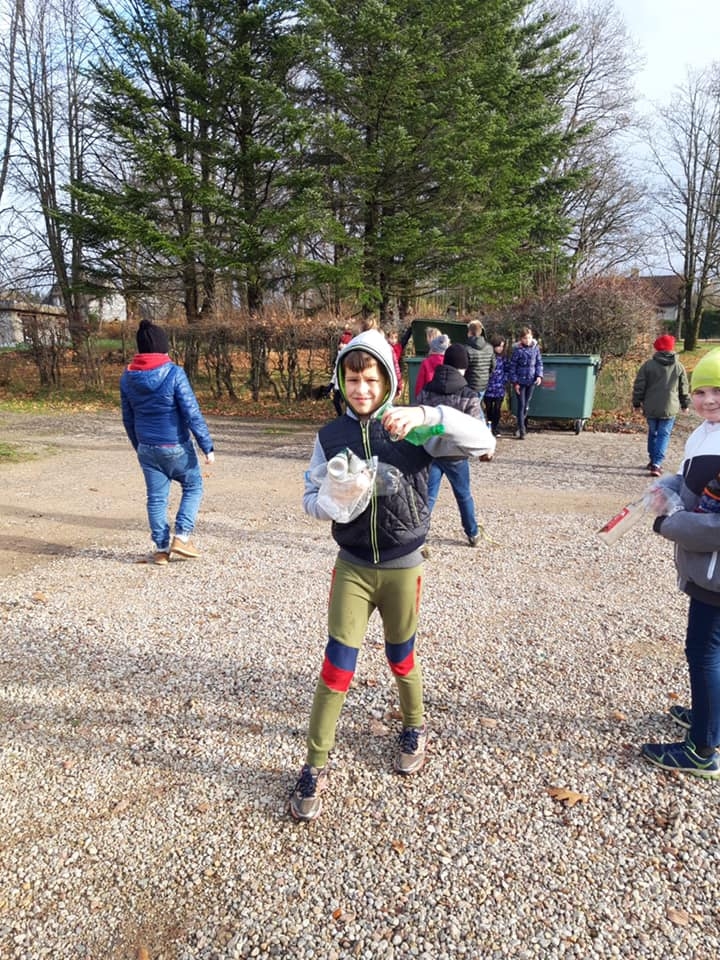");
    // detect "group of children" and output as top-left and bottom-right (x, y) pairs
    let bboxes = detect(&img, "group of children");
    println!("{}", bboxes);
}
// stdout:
(335, 319), (544, 439)
(290, 326), (720, 822)
(118, 316), (720, 823)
